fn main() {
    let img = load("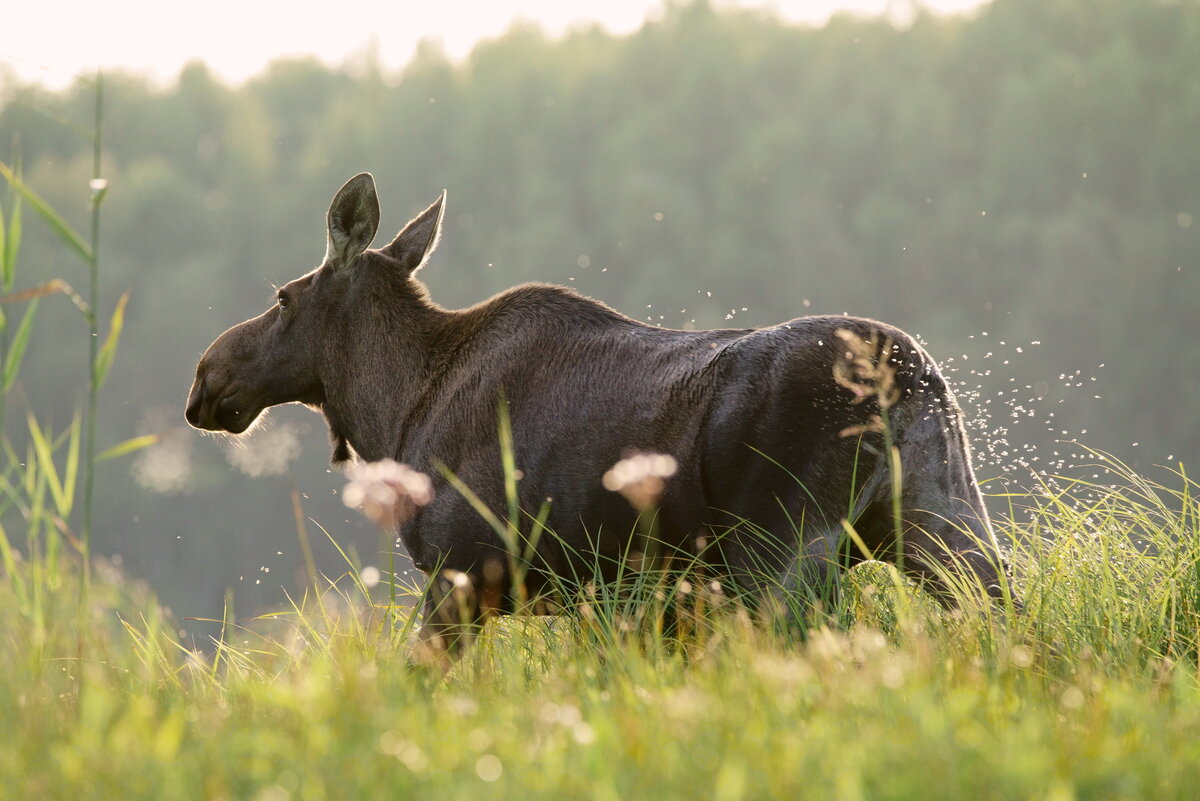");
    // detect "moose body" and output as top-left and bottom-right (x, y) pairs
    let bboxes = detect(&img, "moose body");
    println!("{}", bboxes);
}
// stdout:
(187, 173), (1012, 652)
